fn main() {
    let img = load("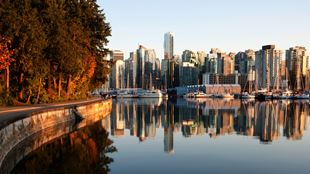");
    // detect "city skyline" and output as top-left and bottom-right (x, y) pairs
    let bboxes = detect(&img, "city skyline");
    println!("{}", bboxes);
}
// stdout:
(99, 0), (310, 59)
